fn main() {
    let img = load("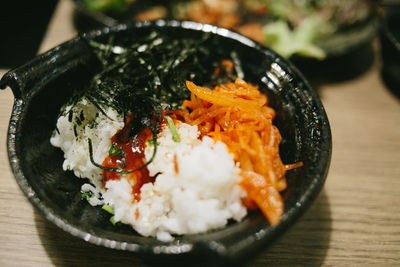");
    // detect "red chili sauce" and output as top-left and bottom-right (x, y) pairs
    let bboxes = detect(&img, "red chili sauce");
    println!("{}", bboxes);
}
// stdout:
(101, 115), (154, 202)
